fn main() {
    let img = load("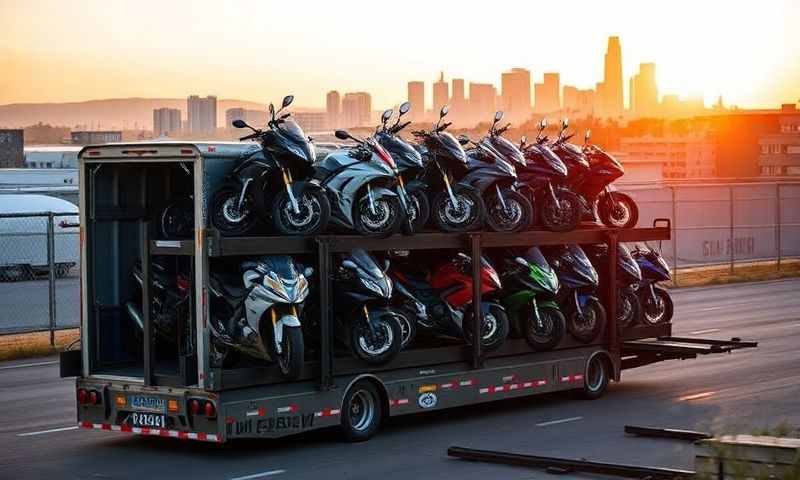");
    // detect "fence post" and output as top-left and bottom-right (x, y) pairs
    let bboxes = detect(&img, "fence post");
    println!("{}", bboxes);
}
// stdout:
(729, 186), (735, 275)
(776, 183), (781, 271)
(671, 186), (678, 286)
(47, 213), (56, 347)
